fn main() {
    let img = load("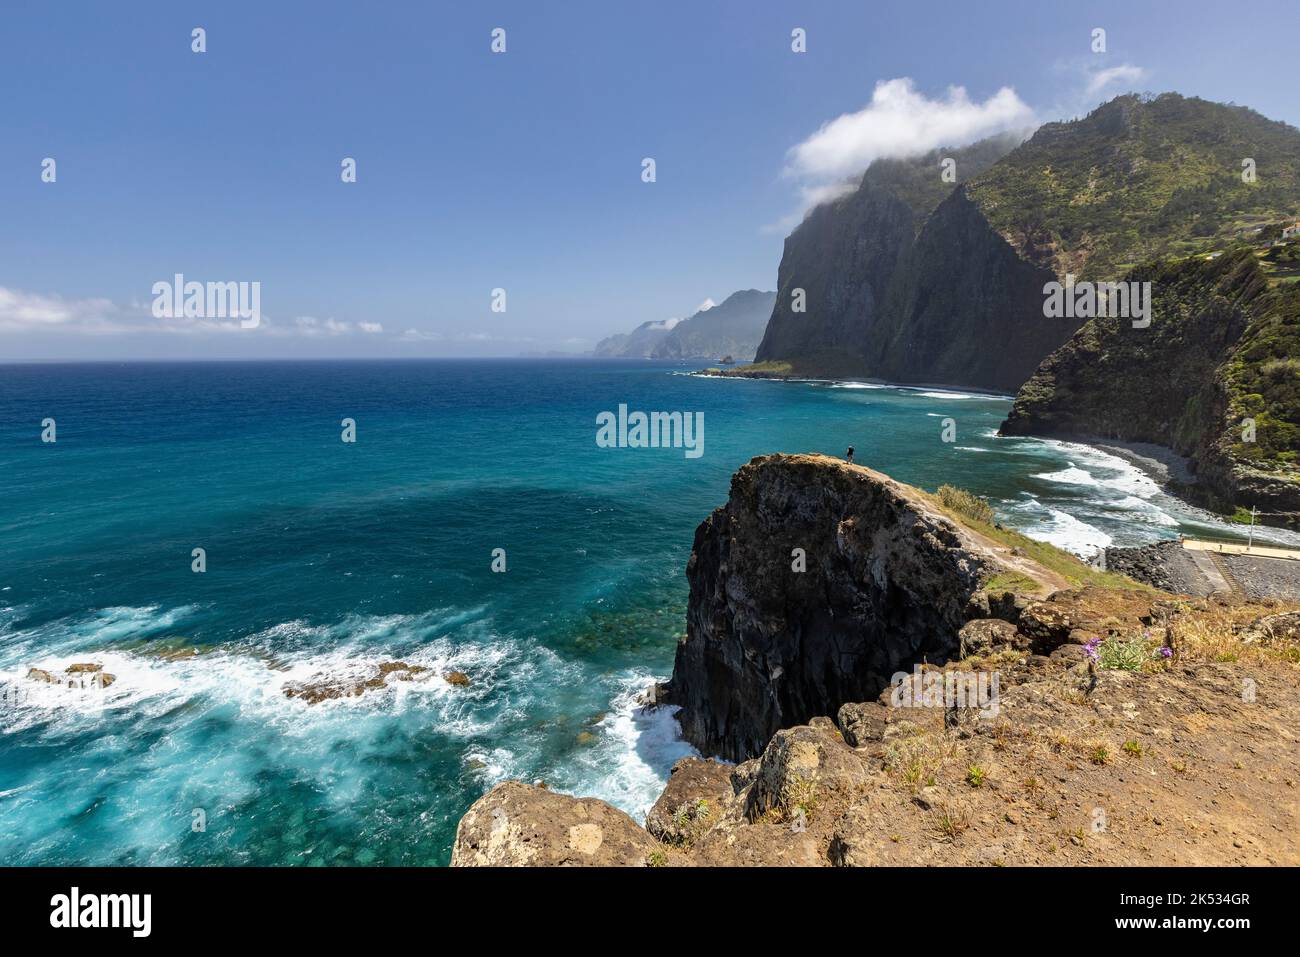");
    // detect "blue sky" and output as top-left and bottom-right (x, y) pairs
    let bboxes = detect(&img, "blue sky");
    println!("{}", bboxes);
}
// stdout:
(2, 0), (1298, 360)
